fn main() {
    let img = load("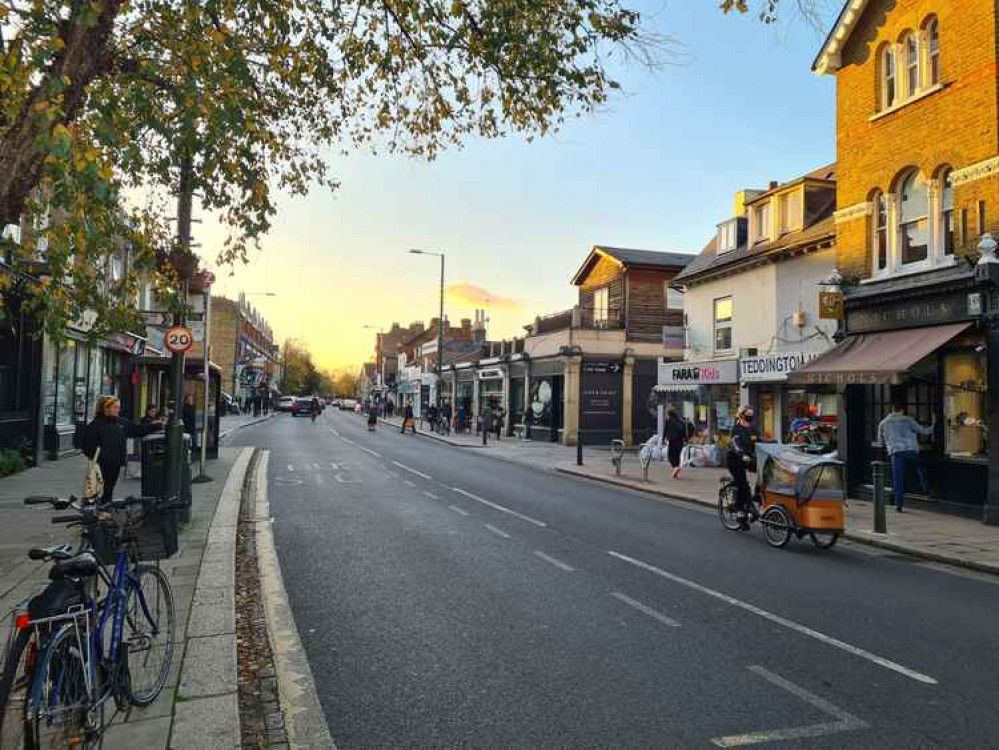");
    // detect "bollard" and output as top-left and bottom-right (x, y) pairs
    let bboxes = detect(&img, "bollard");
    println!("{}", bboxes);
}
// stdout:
(872, 460), (887, 534)
(576, 429), (583, 466)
